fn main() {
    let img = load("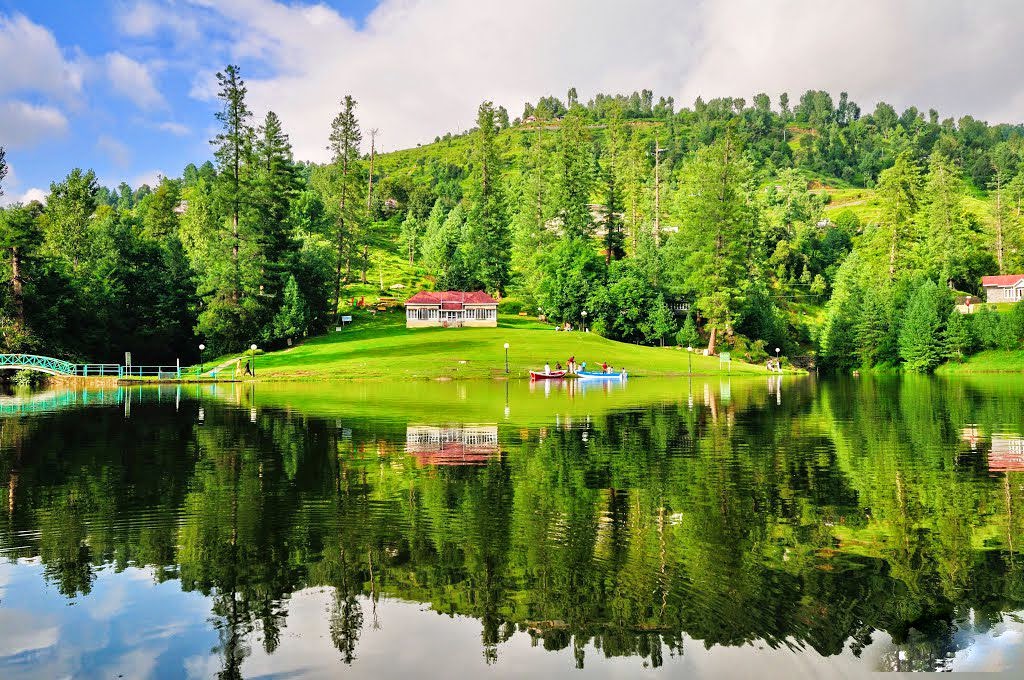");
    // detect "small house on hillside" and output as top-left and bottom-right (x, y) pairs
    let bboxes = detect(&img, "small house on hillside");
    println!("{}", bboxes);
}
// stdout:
(982, 275), (1024, 303)
(405, 291), (498, 328)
